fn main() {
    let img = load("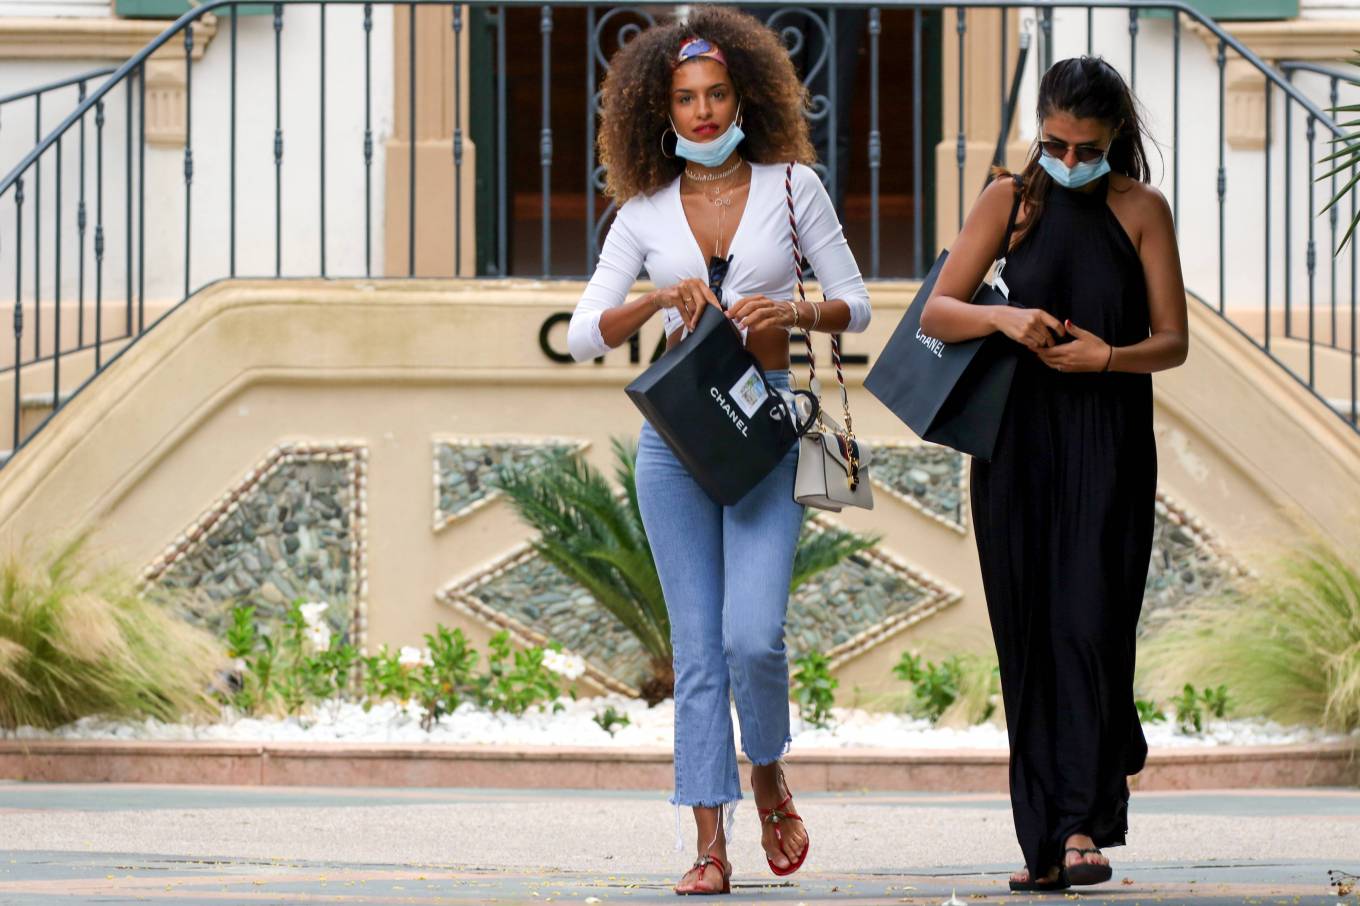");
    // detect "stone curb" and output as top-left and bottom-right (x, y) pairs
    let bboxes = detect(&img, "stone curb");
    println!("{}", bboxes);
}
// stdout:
(1, 740), (1355, 791)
